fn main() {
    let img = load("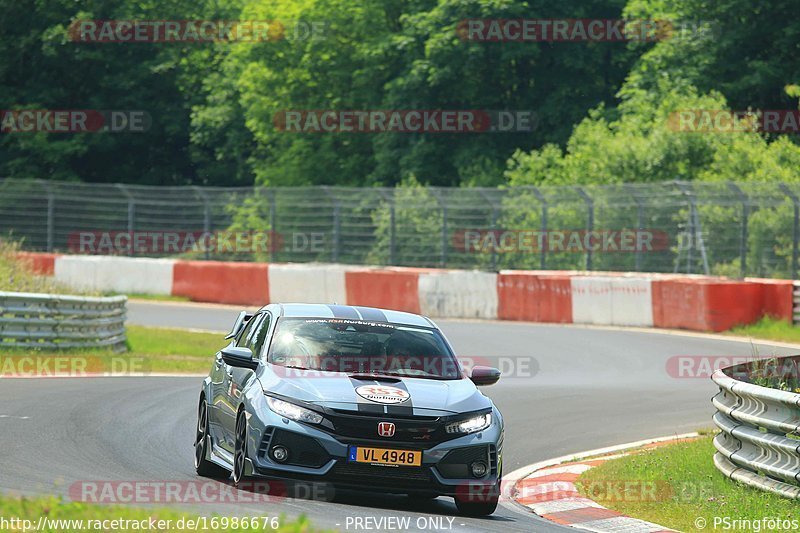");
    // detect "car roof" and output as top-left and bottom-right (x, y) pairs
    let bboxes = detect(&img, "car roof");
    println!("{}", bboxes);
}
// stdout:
(266, 303), (436, 328)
